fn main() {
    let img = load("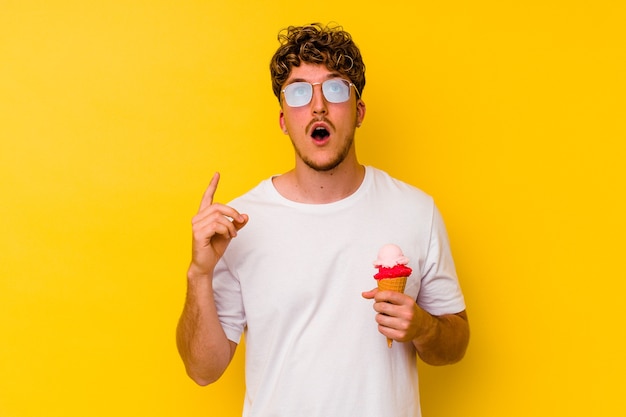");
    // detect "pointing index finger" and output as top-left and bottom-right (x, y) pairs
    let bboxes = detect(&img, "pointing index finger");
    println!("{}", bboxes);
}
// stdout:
(199, 172), (220, 210)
